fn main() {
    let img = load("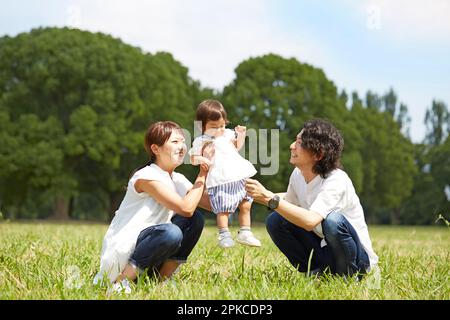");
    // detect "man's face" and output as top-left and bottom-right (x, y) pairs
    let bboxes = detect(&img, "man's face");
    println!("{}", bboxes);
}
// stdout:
(289, 130), (316, 168)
